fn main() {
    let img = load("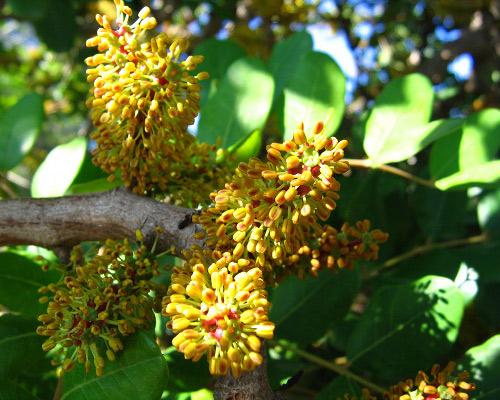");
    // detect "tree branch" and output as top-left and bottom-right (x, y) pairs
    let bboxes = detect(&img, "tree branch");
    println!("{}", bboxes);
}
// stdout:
(0, 188), (201, 253)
